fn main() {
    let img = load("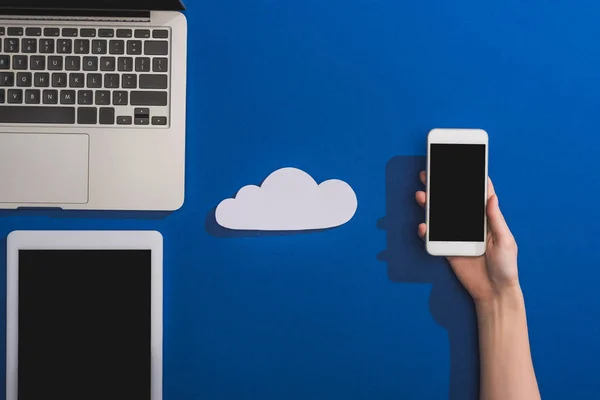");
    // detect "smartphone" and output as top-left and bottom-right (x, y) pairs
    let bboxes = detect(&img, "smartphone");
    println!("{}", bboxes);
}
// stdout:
(426, 128), (489, 257)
